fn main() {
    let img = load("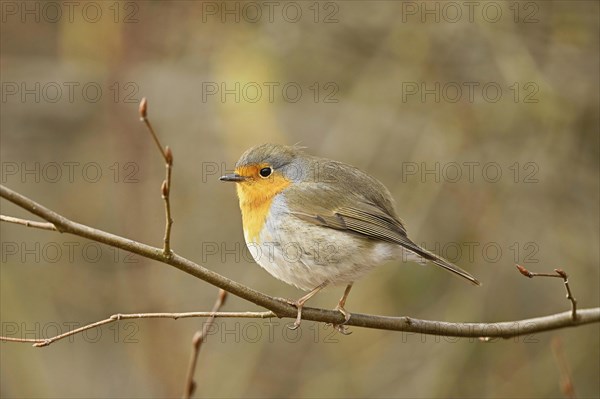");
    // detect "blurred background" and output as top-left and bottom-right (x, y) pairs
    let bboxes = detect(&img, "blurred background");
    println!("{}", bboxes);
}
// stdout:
(1, 1), (598, 398)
